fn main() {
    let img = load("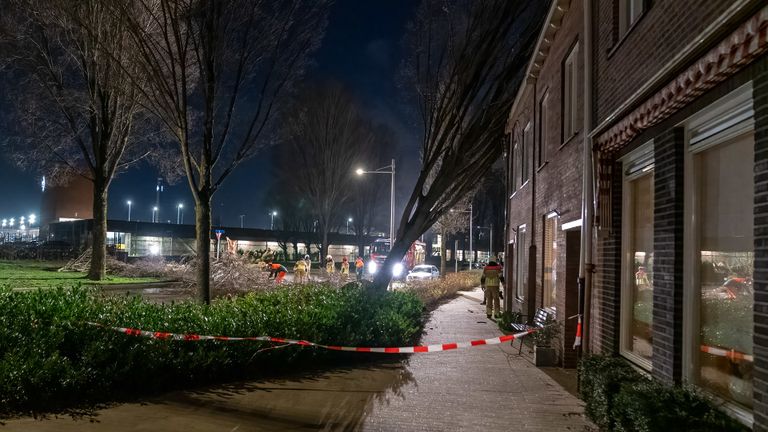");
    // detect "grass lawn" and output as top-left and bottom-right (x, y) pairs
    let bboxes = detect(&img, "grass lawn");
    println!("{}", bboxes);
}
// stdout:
(0, 260), (165, 290)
